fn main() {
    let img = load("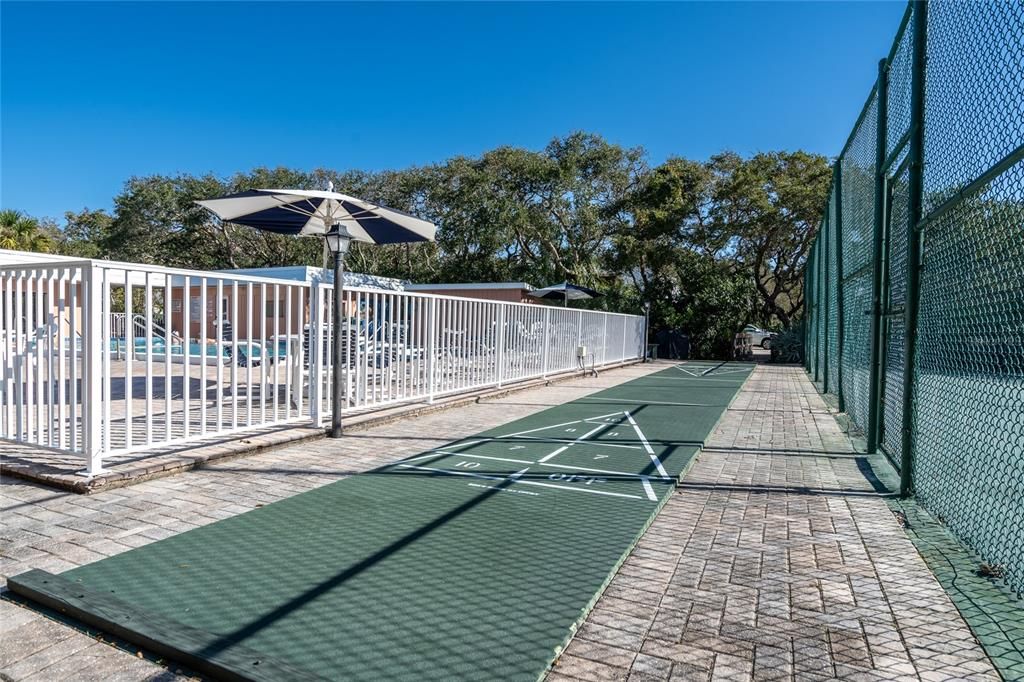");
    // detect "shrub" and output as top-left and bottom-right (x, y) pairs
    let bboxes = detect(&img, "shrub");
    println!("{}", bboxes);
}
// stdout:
(770, 324), (804, 364)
